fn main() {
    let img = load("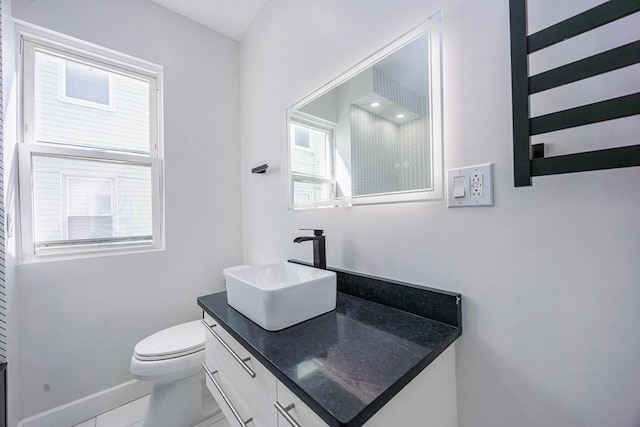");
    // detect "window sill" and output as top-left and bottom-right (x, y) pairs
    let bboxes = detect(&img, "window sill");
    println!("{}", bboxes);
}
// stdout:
(18, 244), (165, 265)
